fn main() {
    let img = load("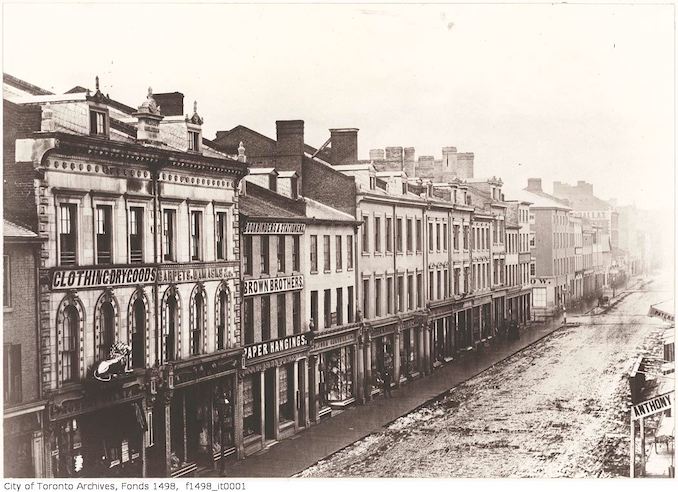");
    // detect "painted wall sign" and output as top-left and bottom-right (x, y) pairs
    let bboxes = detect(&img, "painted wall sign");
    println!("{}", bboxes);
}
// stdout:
(157, 264), (235, 284)
(631, 391), (673, 420)
(243, 275), (304, 296)
(51, 267), (155, 290)
(243, 222), (306, 235)
(243, 333), (308, 361)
